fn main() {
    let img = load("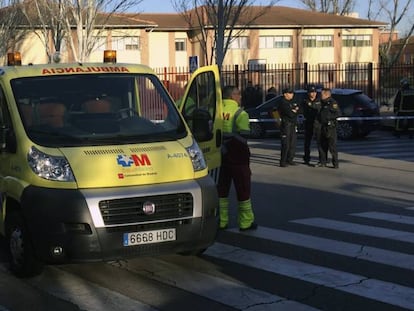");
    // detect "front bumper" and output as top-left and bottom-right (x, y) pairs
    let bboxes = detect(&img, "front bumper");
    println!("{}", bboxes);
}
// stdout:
(20, 176), (218, 263)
